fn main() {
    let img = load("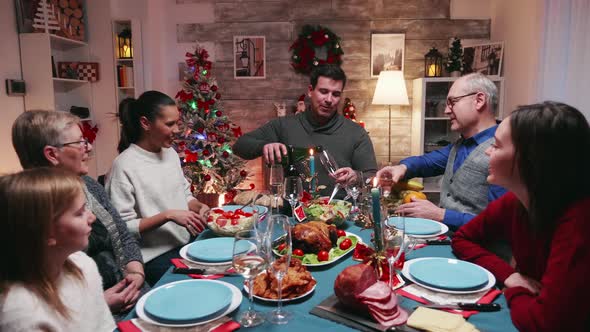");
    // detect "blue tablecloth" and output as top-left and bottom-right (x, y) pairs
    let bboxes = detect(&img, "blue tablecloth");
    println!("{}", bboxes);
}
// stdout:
(125, 223), (517, 332)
